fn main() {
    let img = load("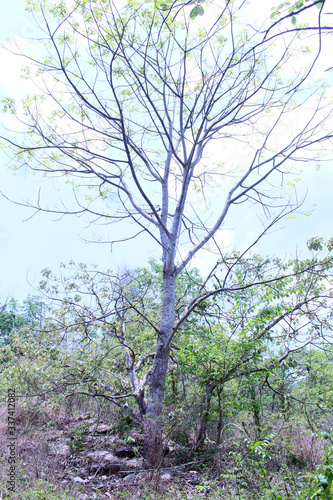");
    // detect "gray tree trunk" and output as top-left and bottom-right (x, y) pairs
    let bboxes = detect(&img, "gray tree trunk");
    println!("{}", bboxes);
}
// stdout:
(143, 264), (176, 467)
